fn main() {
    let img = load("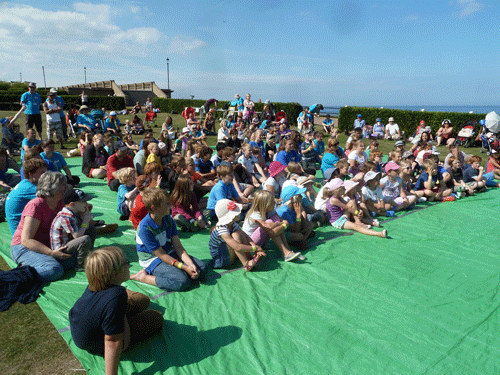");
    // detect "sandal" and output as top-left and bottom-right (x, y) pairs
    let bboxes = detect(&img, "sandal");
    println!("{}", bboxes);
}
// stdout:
(244, 253), (262, 271)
